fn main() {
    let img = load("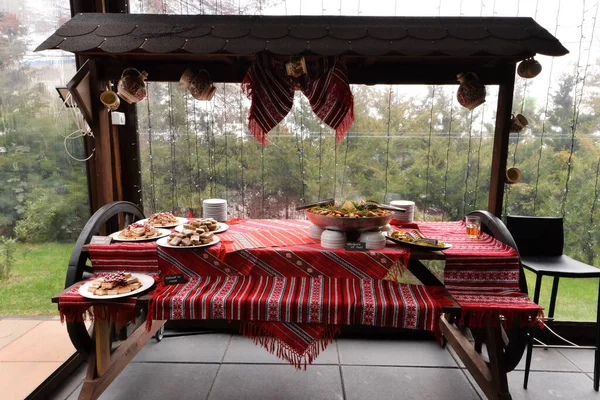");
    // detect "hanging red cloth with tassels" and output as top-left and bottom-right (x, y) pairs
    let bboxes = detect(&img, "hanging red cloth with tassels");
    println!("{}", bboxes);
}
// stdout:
(242, 53), (354, 145)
